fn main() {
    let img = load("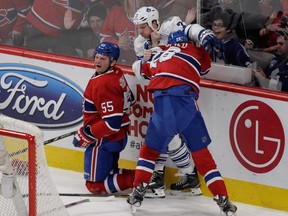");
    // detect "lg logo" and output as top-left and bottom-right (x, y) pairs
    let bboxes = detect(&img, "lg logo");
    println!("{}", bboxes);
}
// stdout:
(229, 100), (285, 173)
